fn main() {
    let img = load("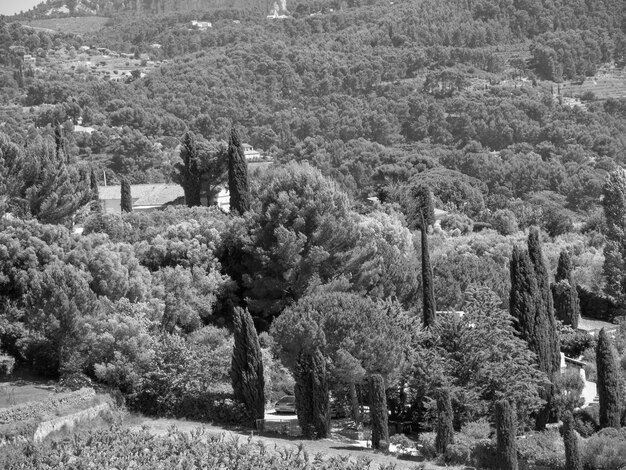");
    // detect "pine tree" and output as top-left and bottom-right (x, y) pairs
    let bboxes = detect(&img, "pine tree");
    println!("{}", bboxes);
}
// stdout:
(596, 328), (622, 428)
(231, 306), (265, 422)
(495, 400), (518, 470)
(294, 348), (329, 439)
(552, 250), (580, 329)
(175, 131), (202, 207)
(227, 127), (250, 215)
(562, 411), (582, 470)
(435, 387), (454, 454)
(0, 132), (92, 224)
(120, 178), (132, 213)
(410, 184), (436, 327)
(603, 169), (626, 302)
(369, 374), (389, 451)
